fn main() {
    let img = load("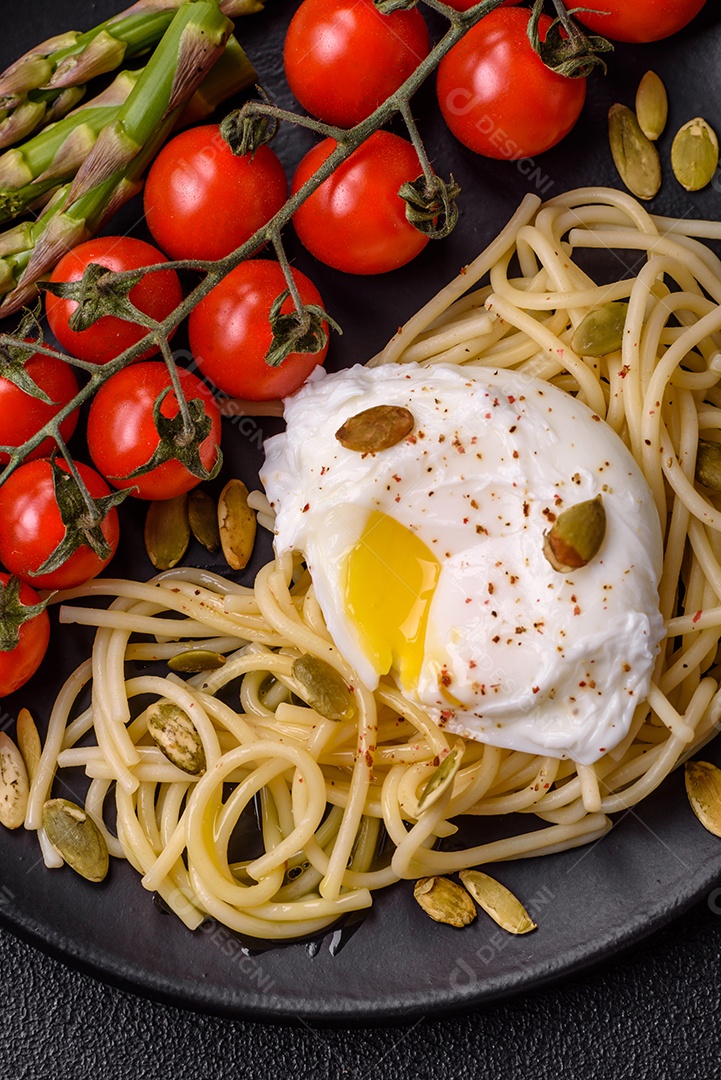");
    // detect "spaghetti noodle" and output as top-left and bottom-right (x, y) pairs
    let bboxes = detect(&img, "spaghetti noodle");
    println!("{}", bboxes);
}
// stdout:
(27, 186), (721, 937)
